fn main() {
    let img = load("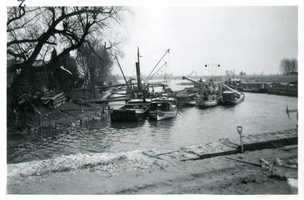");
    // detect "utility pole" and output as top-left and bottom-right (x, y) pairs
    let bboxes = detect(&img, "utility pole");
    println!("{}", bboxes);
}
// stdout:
(205, 63), (220, 79)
